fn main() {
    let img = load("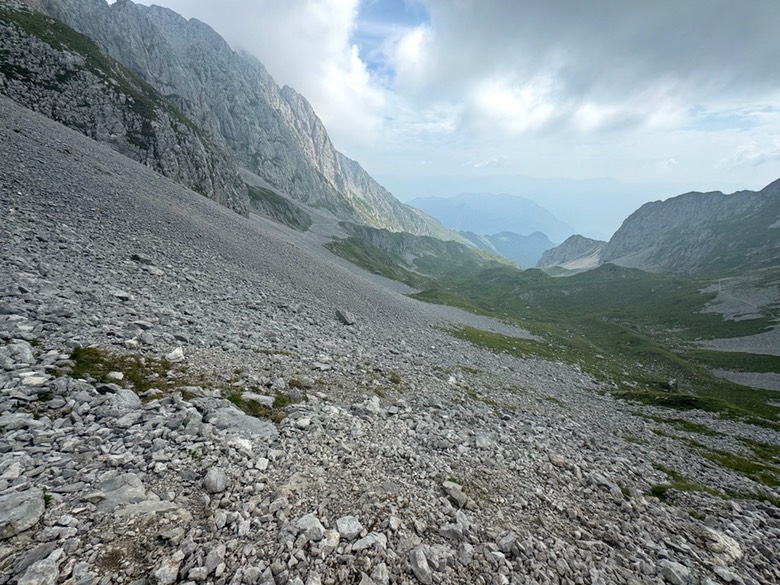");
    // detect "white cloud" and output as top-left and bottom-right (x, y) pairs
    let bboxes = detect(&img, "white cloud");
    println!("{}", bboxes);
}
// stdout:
(134, 0), (386, 147)
(130, 0), (780, 226)
(722, 141), (780, 168)
(462, 76), (556, 135)
(656, 158), (680, 172)
(471, 155), (509, 169)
